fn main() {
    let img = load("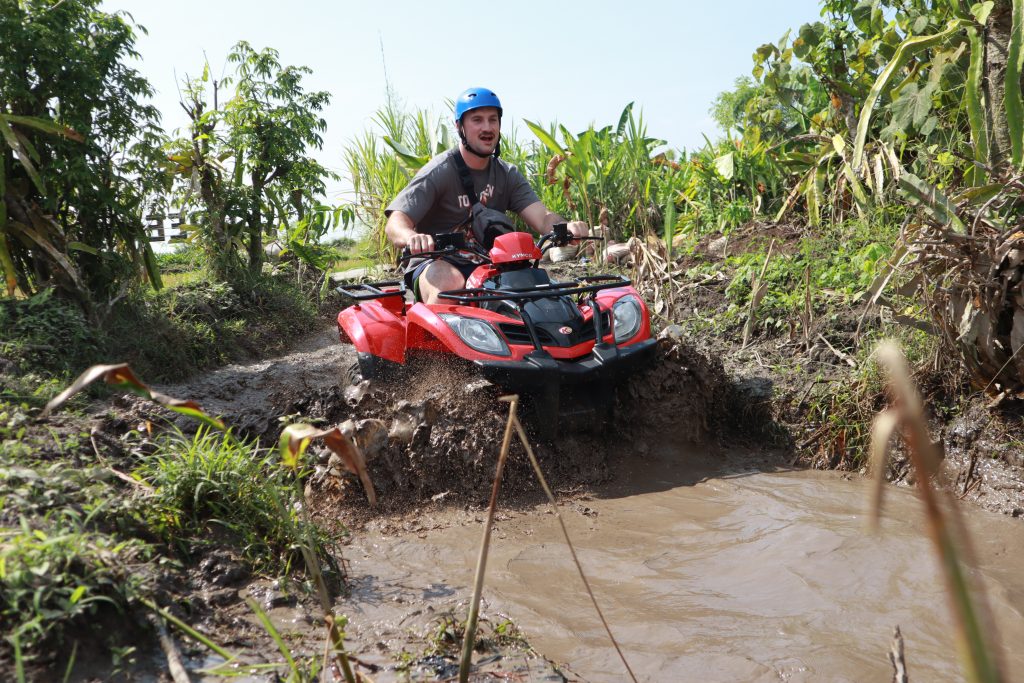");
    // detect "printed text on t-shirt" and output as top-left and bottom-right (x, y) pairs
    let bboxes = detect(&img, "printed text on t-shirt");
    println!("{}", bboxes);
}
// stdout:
(458, 183), (494, 208)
